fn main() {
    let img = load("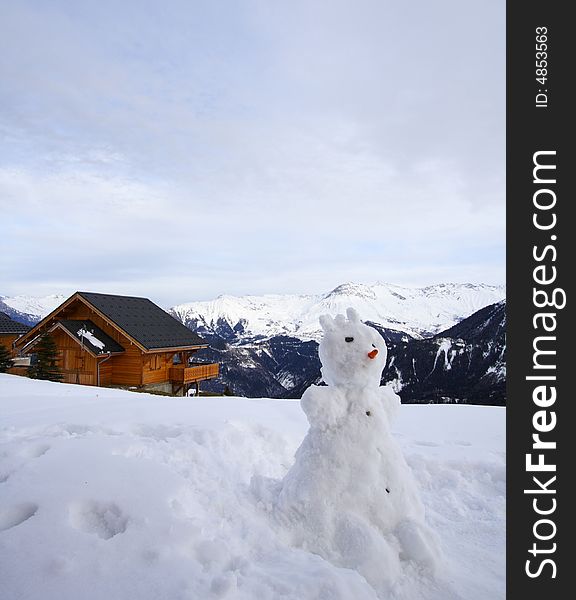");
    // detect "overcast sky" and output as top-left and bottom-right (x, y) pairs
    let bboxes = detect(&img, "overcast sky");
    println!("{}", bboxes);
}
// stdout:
(0, 0), (504, 306)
